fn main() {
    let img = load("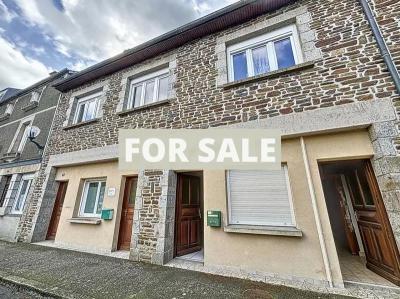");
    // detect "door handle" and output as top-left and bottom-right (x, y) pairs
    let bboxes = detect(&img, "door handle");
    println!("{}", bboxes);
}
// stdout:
(198, 209), (201, 219)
